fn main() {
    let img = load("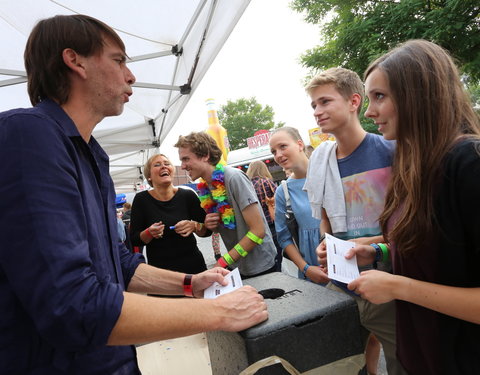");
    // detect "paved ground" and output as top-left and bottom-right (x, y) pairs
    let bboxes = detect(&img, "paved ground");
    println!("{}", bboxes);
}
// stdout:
(196, 235), (221, 268)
